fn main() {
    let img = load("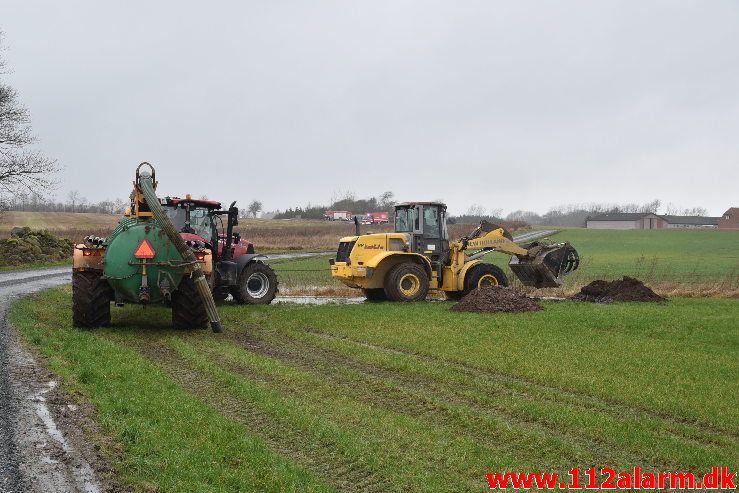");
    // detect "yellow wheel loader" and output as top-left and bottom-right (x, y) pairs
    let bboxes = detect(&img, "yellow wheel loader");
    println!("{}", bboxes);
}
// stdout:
(329, 202), (579, 301)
